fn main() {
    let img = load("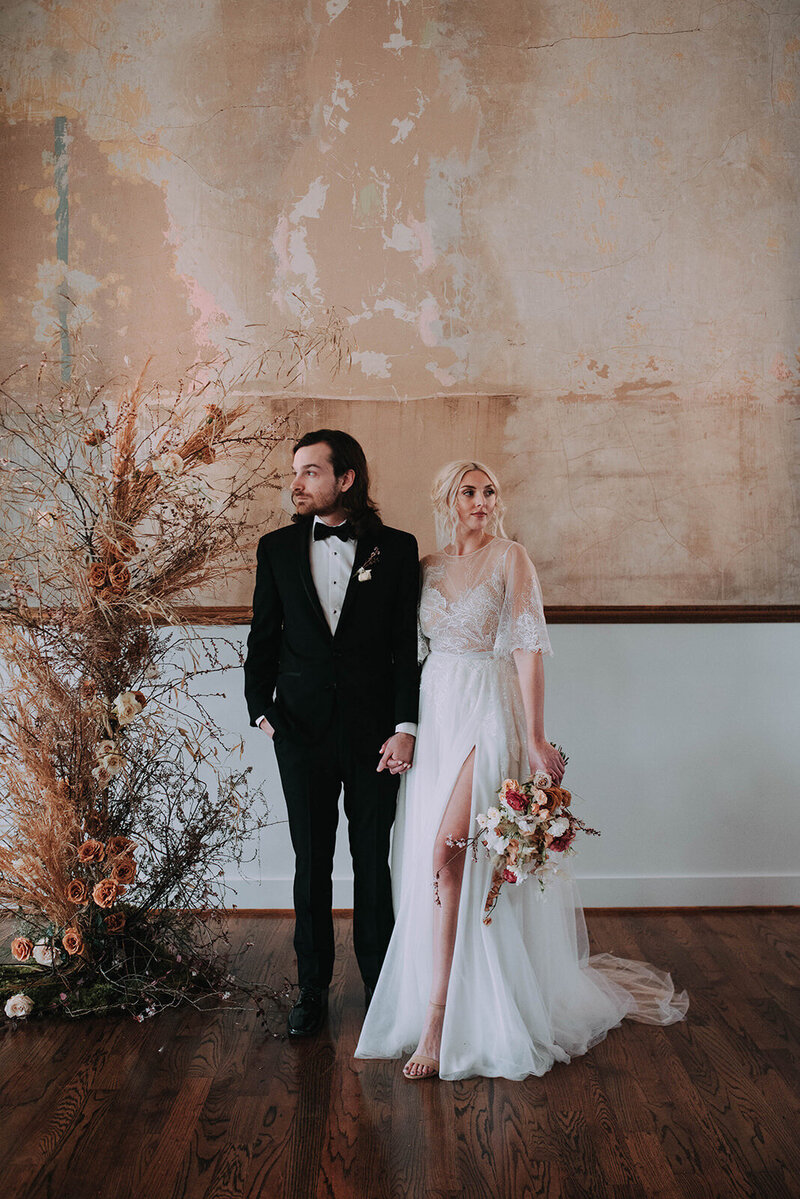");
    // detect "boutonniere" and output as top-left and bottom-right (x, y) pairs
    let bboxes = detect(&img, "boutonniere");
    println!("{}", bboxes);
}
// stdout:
(357, 546), (380, 582)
